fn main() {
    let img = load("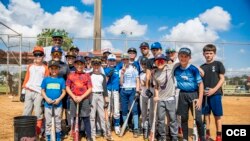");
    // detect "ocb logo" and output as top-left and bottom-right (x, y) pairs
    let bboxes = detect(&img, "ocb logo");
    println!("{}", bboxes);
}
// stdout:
(226, 129), (246, 136)
(222, 125), (249, 140)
